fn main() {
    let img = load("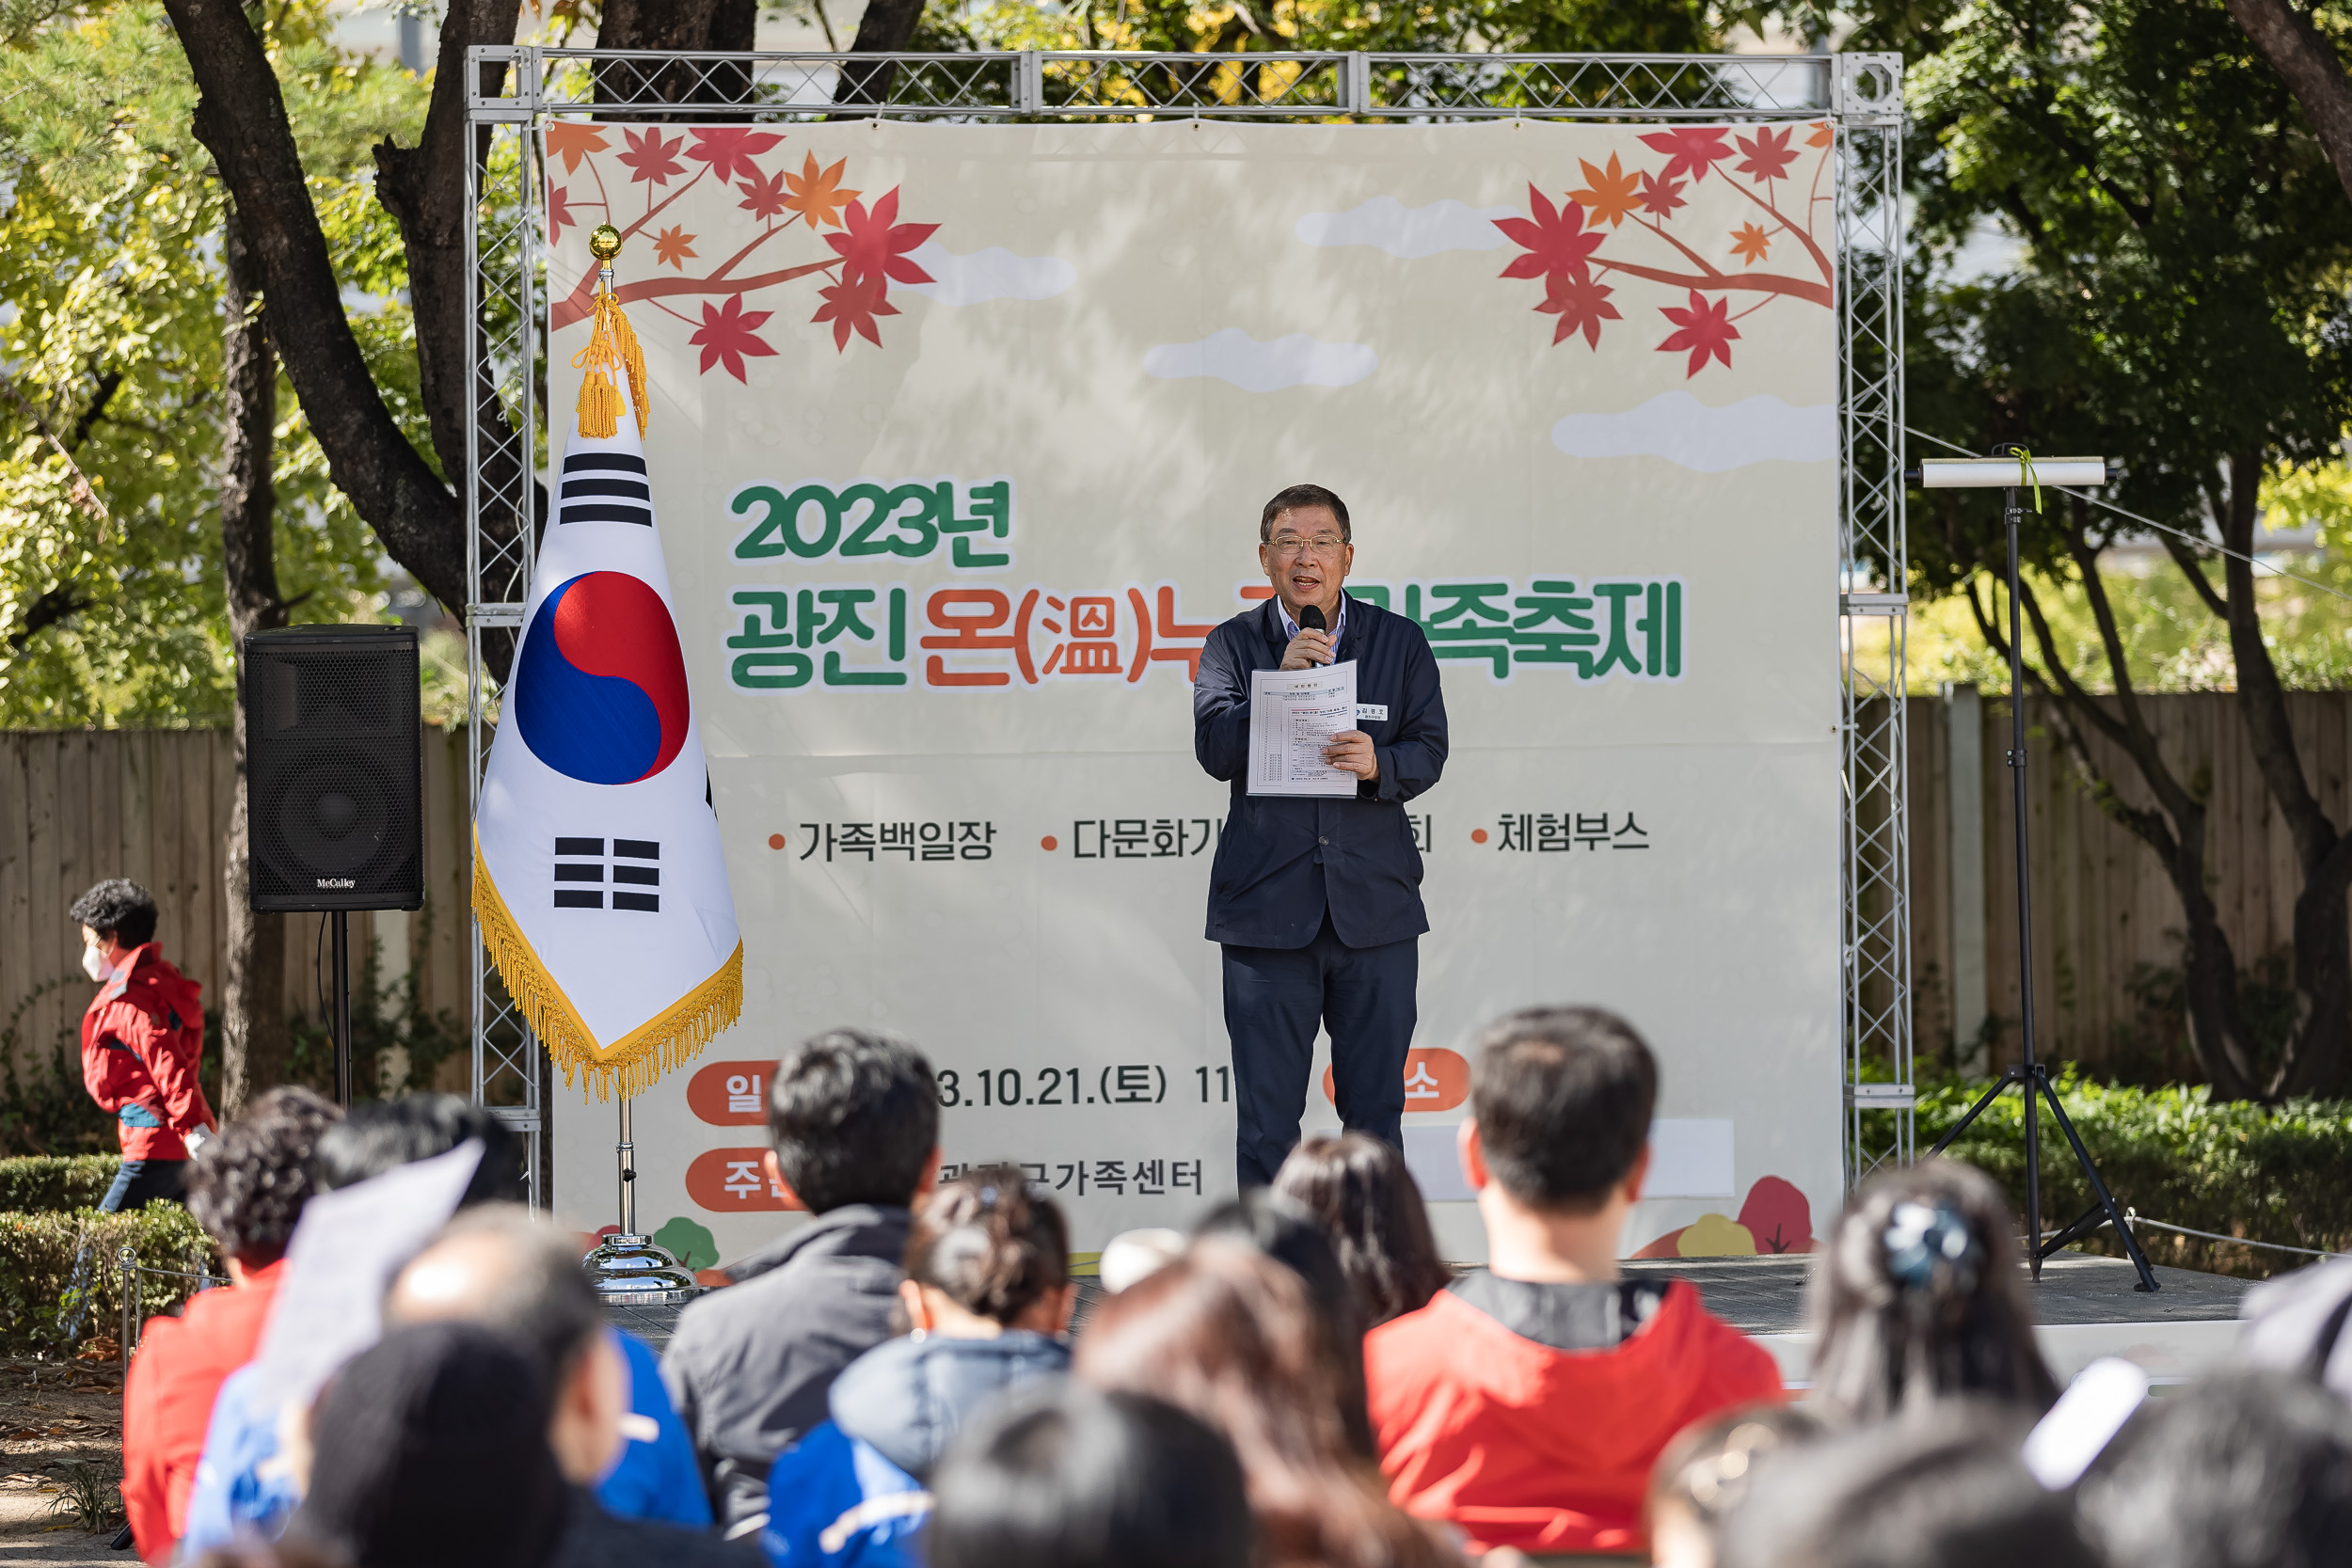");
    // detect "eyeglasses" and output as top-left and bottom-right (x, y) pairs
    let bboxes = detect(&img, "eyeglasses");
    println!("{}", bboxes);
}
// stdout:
(1267, 535), (1348, 559)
